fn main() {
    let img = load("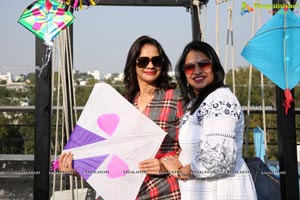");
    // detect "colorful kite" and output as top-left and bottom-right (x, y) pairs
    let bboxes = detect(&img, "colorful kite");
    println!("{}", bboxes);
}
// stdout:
(59, 0), (97, 10)
(241, 8), (300, 114)
(18, 0), (74, 47)
(61, 83), (166, 200)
